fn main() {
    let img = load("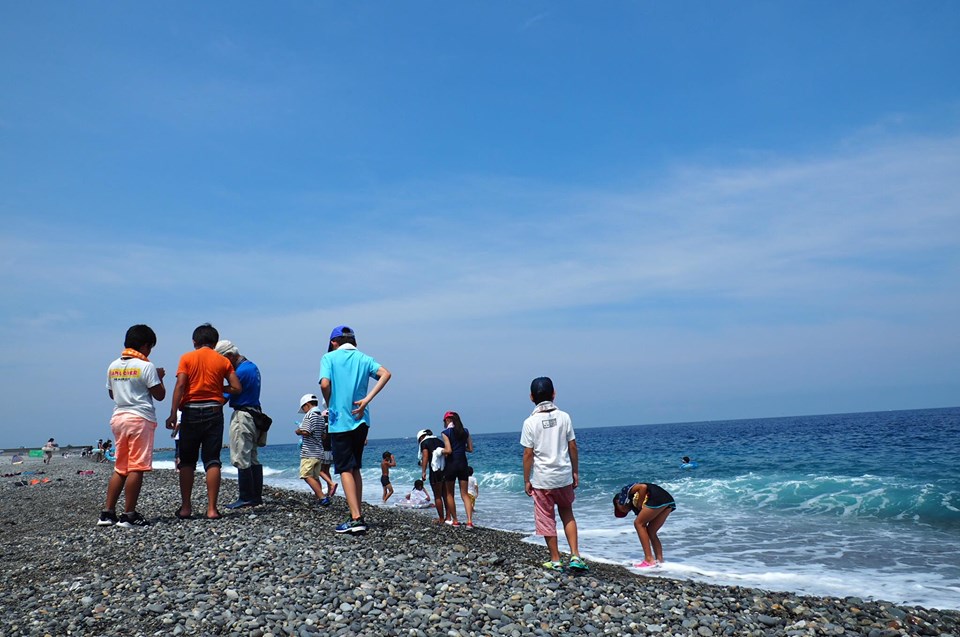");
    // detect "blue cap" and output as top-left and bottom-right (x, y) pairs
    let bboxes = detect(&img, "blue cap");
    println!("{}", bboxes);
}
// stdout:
(328, 325), (355, 351)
